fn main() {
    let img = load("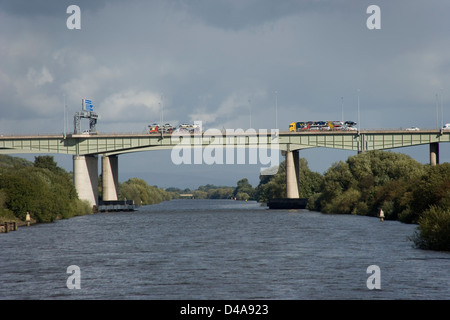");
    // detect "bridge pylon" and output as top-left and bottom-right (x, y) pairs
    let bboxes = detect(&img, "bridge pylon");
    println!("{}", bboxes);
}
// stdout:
(430, 142), (439, 166)
(73, 155), (98, 208)
(285, 149), (300, 198)
(102, 155), (119, 201)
